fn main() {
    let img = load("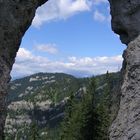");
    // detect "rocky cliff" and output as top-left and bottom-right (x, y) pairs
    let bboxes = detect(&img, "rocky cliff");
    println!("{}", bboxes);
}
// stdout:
(110, 35), (140, 140)
(109, 0), (140, 44)
(0, 0), (48, 138)
(109, 0), (140, 139)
